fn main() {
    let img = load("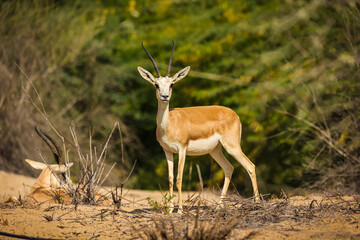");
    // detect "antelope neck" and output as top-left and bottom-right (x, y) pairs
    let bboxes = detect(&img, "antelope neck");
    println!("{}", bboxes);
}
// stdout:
(157, 99), (170, 130)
